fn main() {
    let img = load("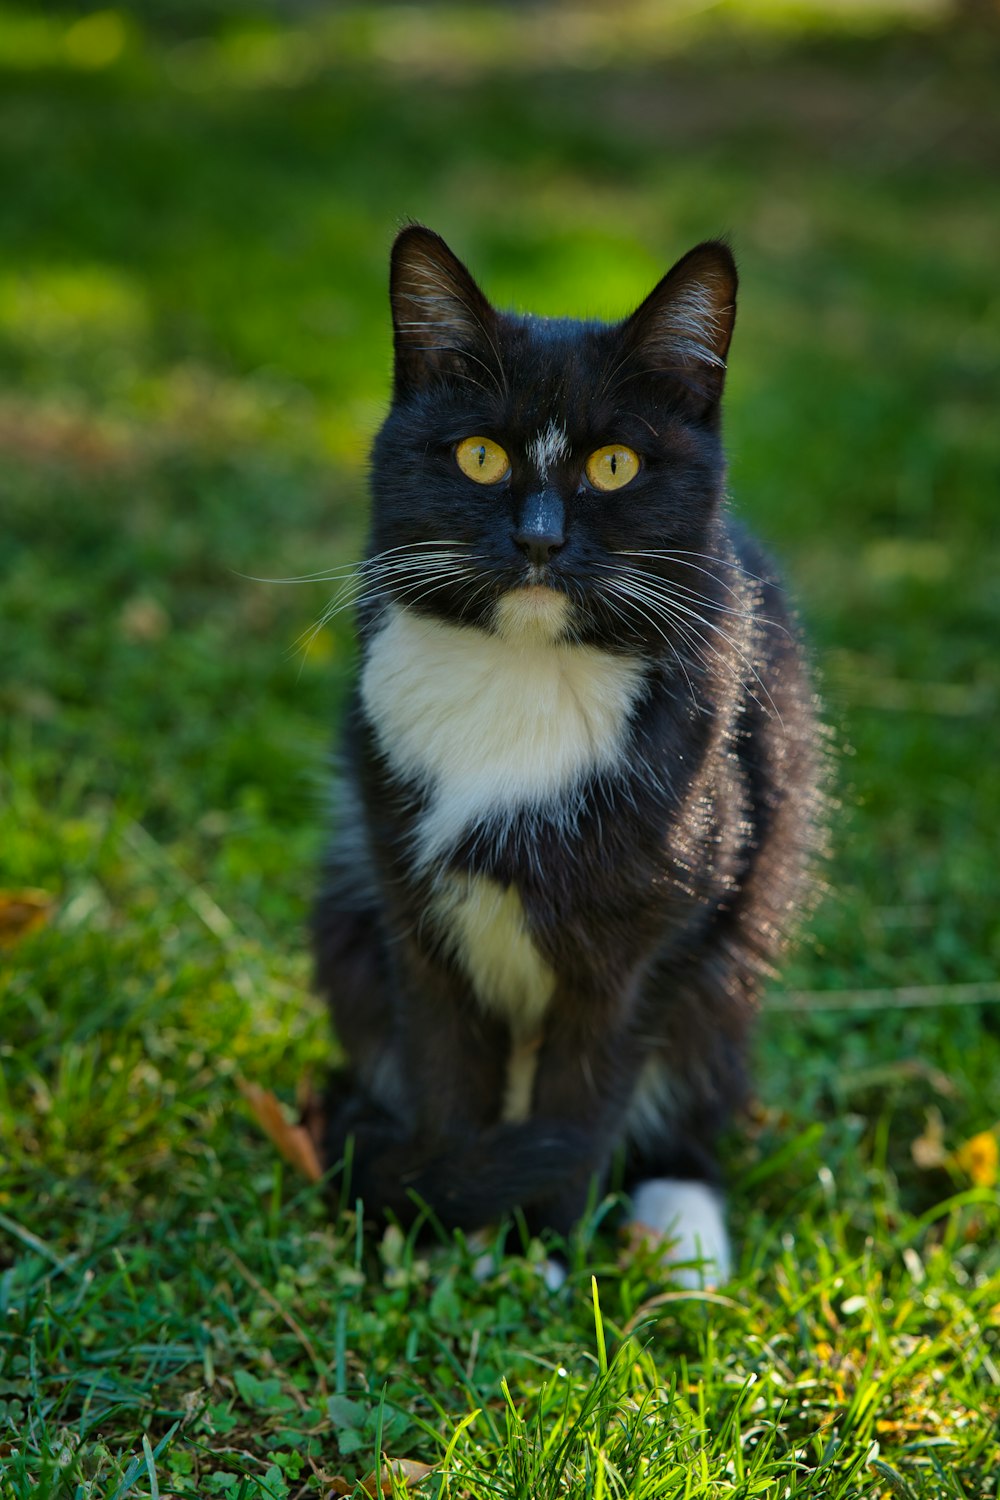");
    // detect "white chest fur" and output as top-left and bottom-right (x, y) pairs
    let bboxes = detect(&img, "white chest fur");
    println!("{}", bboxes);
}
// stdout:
(431, 873), (555, 1033)
(431, 872), (553, 1121)
(360, 604), (646, 866)
(431, 876), (554, 1122)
